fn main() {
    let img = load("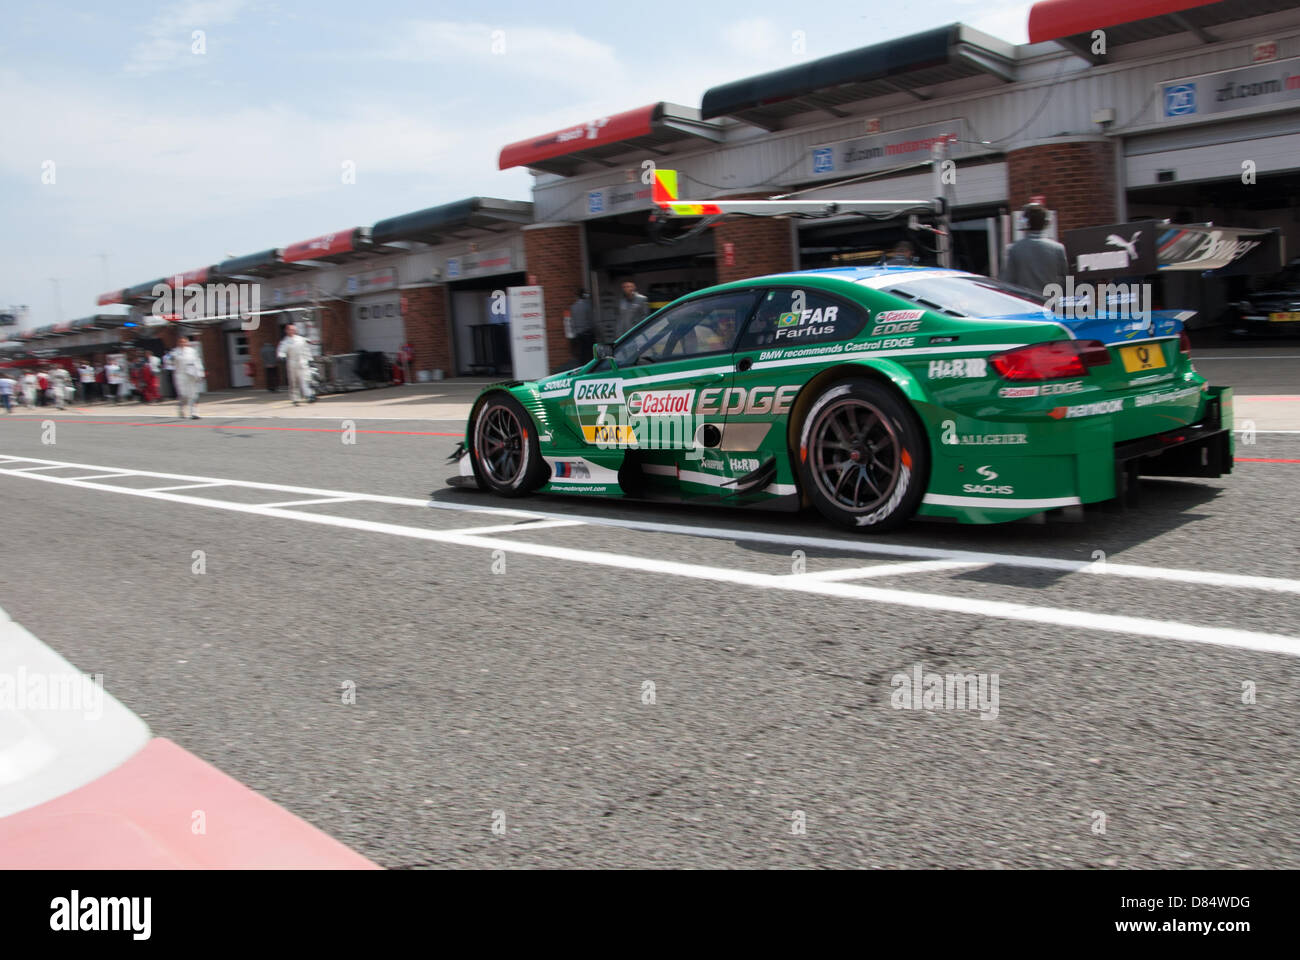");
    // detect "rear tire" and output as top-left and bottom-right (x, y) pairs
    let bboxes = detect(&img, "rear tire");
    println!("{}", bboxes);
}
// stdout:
(795, 378), (928, 532)
(470, 393), (548, 497)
